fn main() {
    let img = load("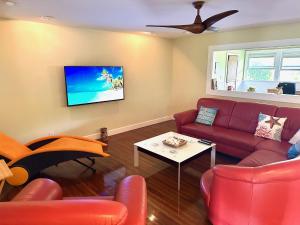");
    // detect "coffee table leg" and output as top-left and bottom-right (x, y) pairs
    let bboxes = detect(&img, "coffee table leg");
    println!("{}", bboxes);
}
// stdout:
(134, 145), (139, 167)
(211, 144), (216, 168)
(178, 163), (181, 191)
